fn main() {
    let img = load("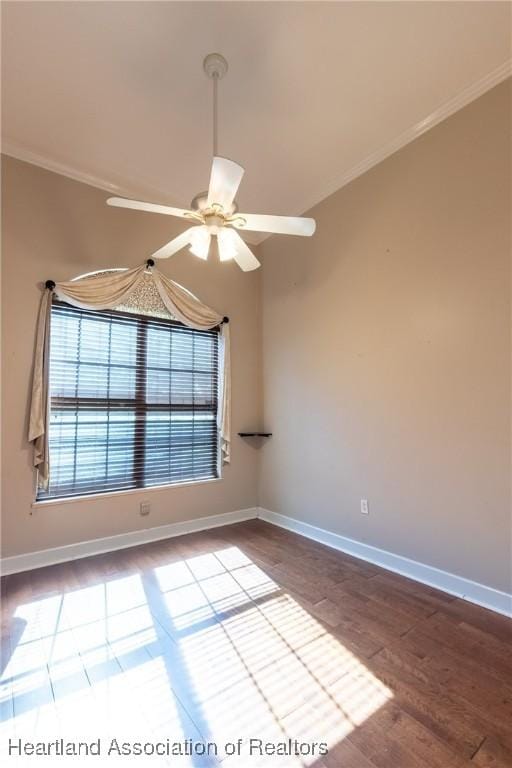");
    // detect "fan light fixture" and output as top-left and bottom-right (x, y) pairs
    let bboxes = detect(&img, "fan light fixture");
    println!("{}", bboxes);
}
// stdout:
(107, 53), (316, 271)
(189, 227), (211, 260)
